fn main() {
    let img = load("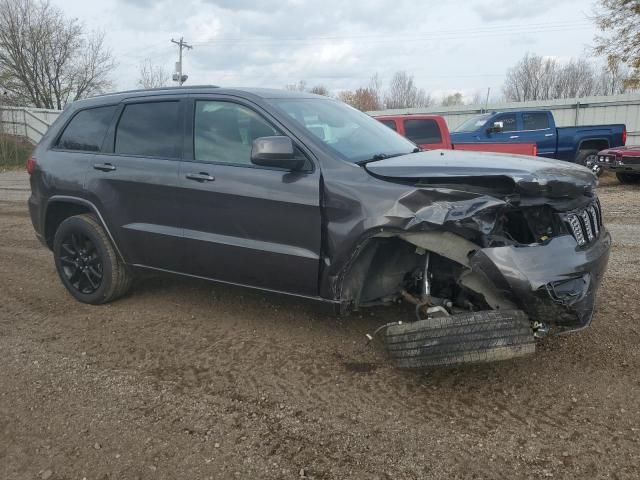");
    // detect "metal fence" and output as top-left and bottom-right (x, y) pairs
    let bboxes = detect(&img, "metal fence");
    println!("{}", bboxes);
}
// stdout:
(0, 105), (60, 144)
(369, 92), (640, 145)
